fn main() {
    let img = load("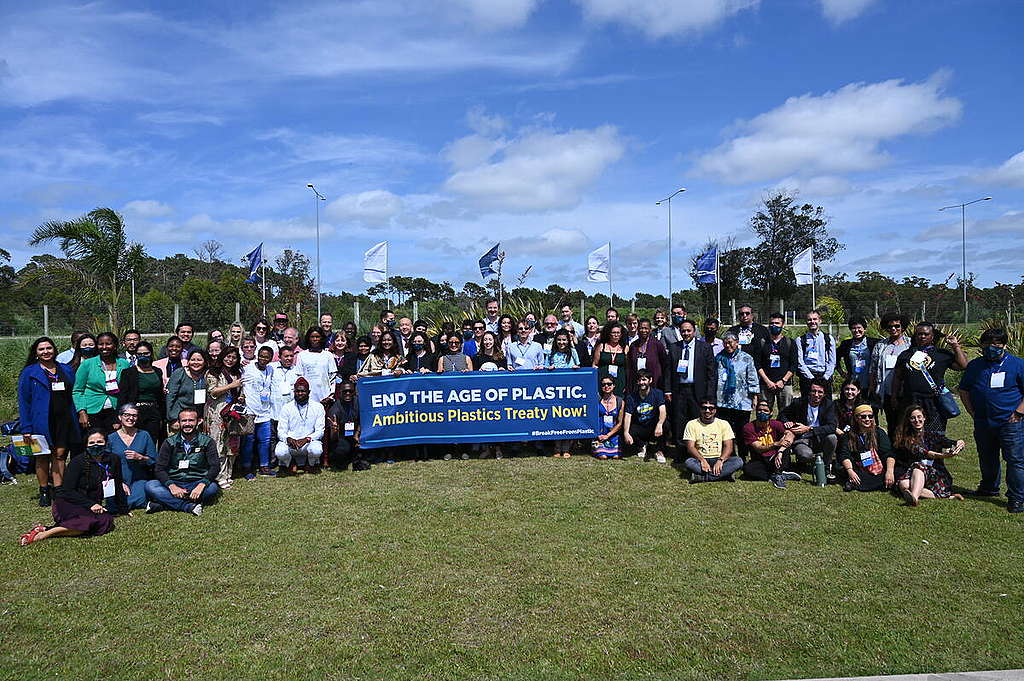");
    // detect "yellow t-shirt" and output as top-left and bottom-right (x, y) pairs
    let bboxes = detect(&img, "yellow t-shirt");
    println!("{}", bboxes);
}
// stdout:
(682, 418), (735, 459)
